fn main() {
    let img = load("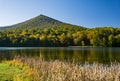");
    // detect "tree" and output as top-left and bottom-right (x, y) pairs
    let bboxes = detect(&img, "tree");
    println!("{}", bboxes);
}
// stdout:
(81, 41), (85, 46)
(108, 35), (114, 46)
